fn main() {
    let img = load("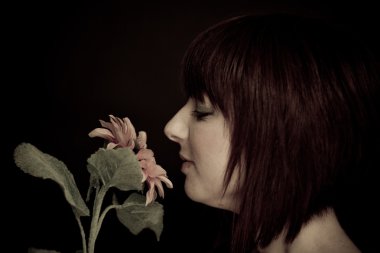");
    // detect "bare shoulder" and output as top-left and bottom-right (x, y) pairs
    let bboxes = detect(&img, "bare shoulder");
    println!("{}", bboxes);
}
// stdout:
(288, 209), (361, 253)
